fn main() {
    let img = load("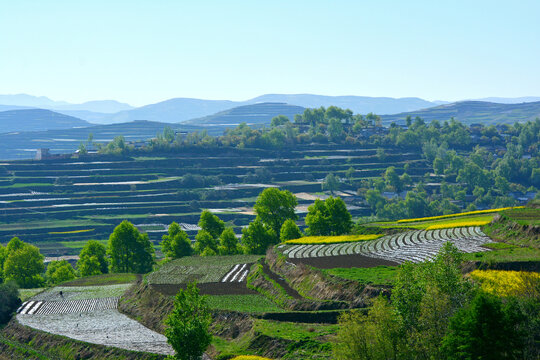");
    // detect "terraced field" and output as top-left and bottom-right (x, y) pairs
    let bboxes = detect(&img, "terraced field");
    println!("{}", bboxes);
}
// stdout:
(281, 226), (493, 263)
(16, 283), (174, 355)
(0, 144), (429, 256)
